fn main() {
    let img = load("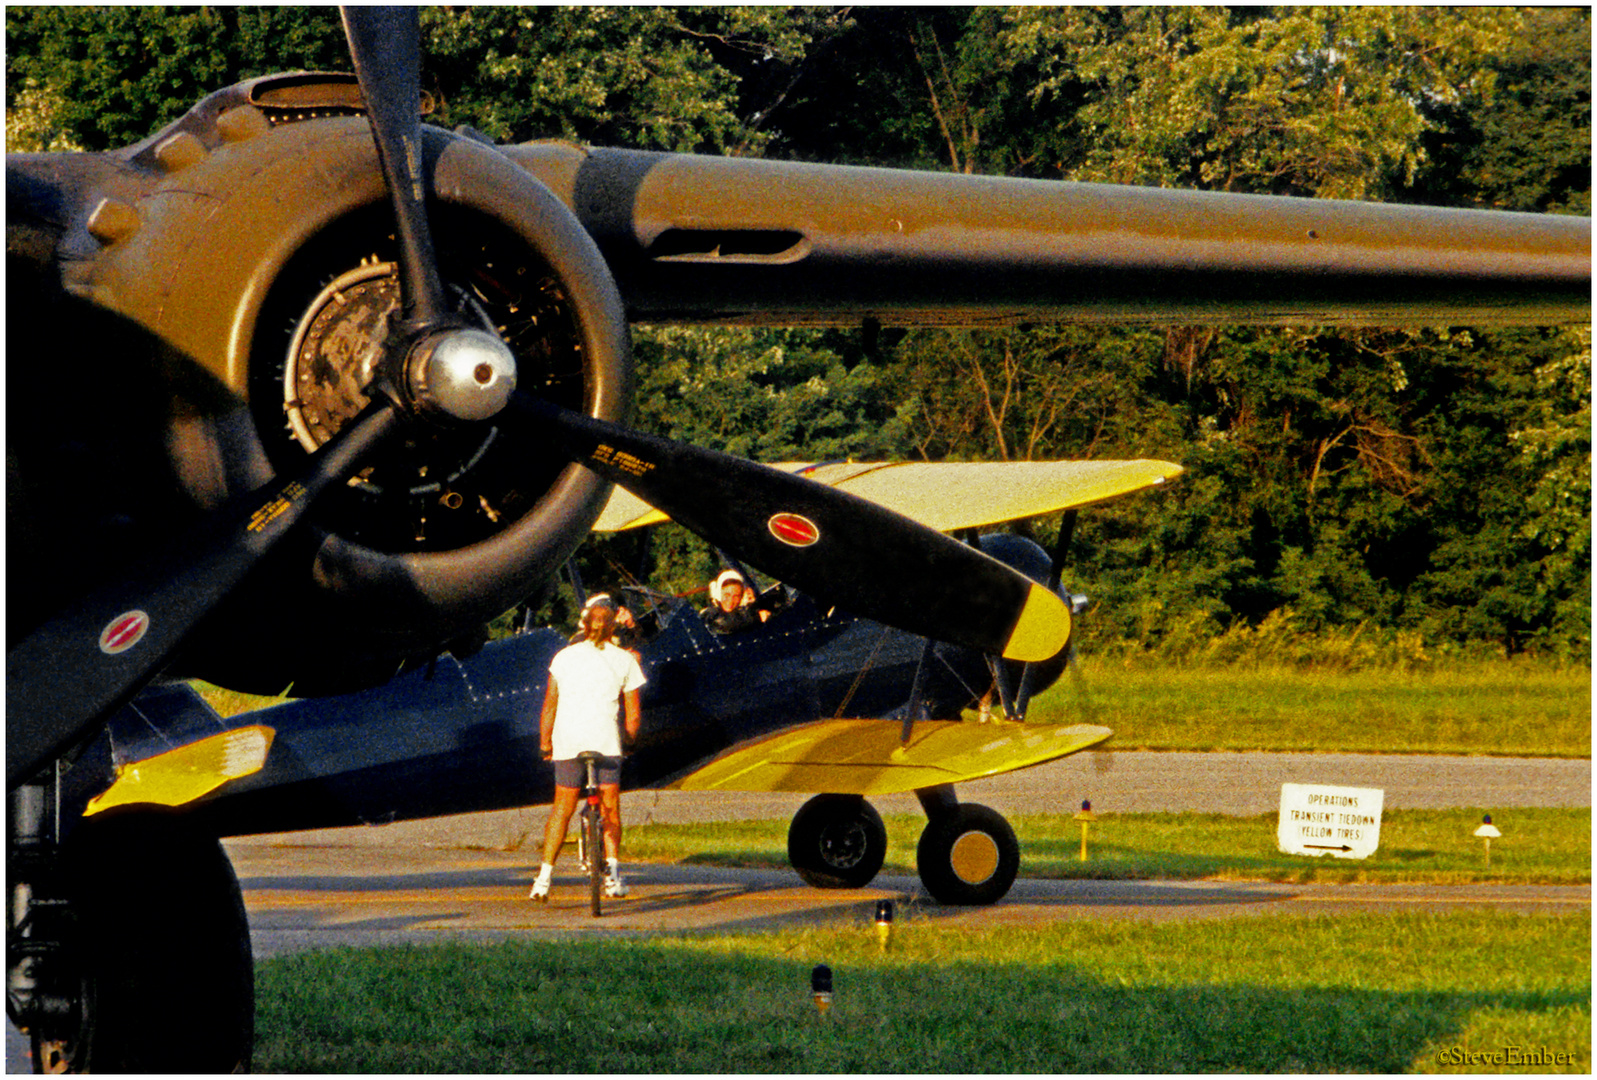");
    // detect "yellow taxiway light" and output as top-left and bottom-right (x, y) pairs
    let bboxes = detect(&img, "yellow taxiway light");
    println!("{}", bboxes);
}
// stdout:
(875, 899), (895, 952)
(1474, 814), (1502, 867)
(811, 964), (833, 1016)
(1074, 800), (1101, 861)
